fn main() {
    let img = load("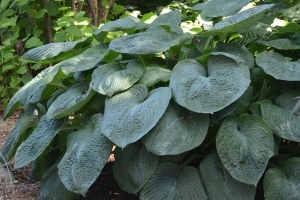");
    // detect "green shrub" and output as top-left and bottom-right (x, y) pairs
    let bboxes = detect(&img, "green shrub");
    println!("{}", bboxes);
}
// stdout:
(0, 0), (93, 108)
(2, 0), (300, 199)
